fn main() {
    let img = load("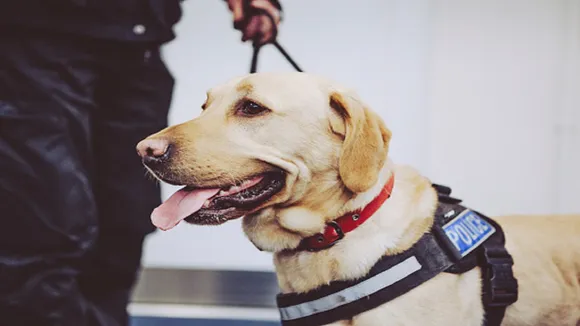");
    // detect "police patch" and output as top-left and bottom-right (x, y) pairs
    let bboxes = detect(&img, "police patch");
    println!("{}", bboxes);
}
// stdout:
(442, 209), (496, 257)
